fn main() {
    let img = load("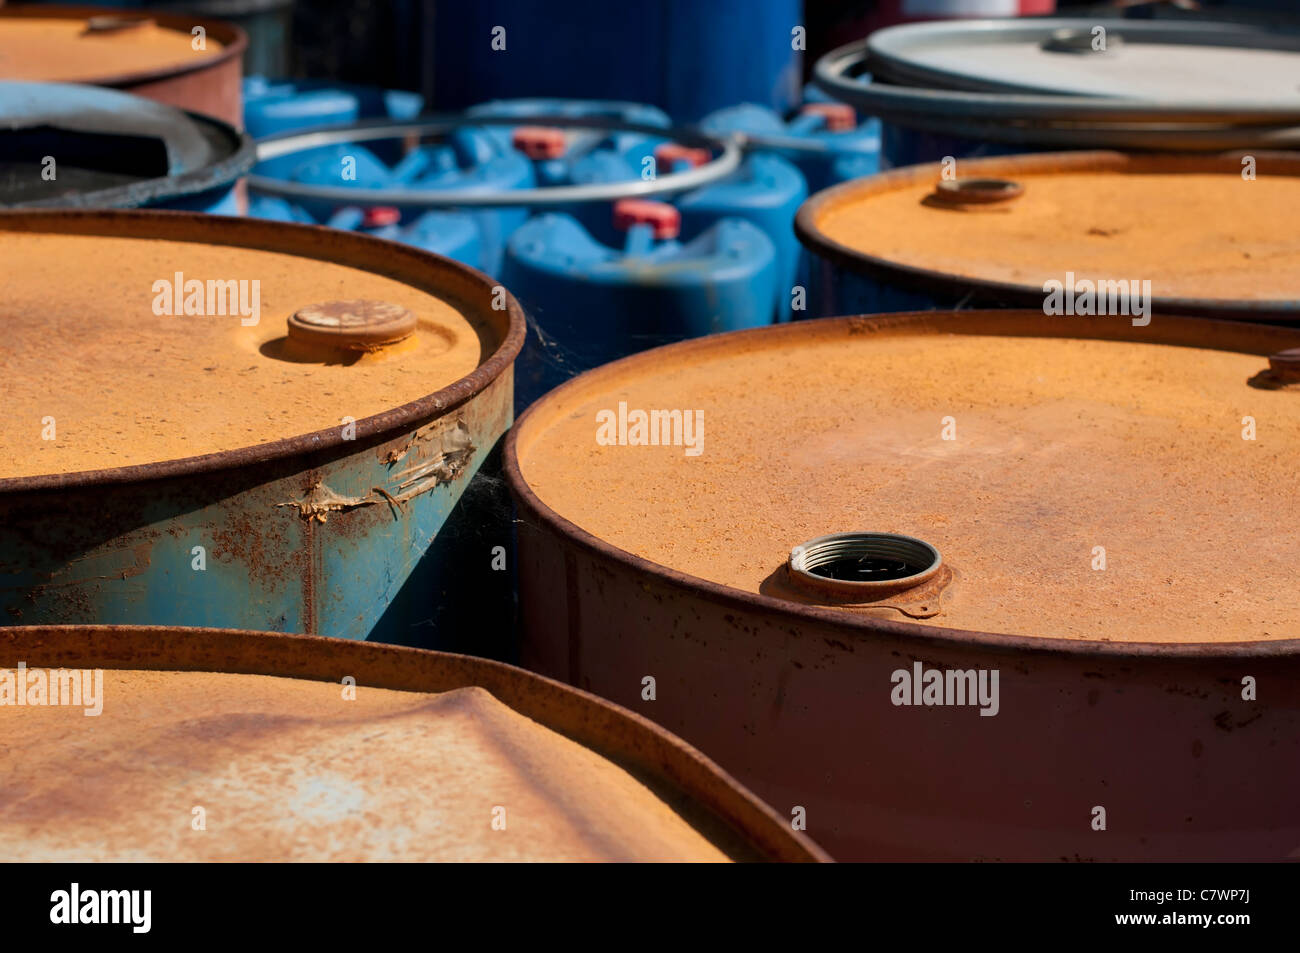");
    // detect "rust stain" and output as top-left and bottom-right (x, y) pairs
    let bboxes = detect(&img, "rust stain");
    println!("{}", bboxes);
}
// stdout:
(514, 311), (1300, 644)
(1, 233), (485, 480)
(809, 153), (1300, 305)
(0, 625), (829, 863)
